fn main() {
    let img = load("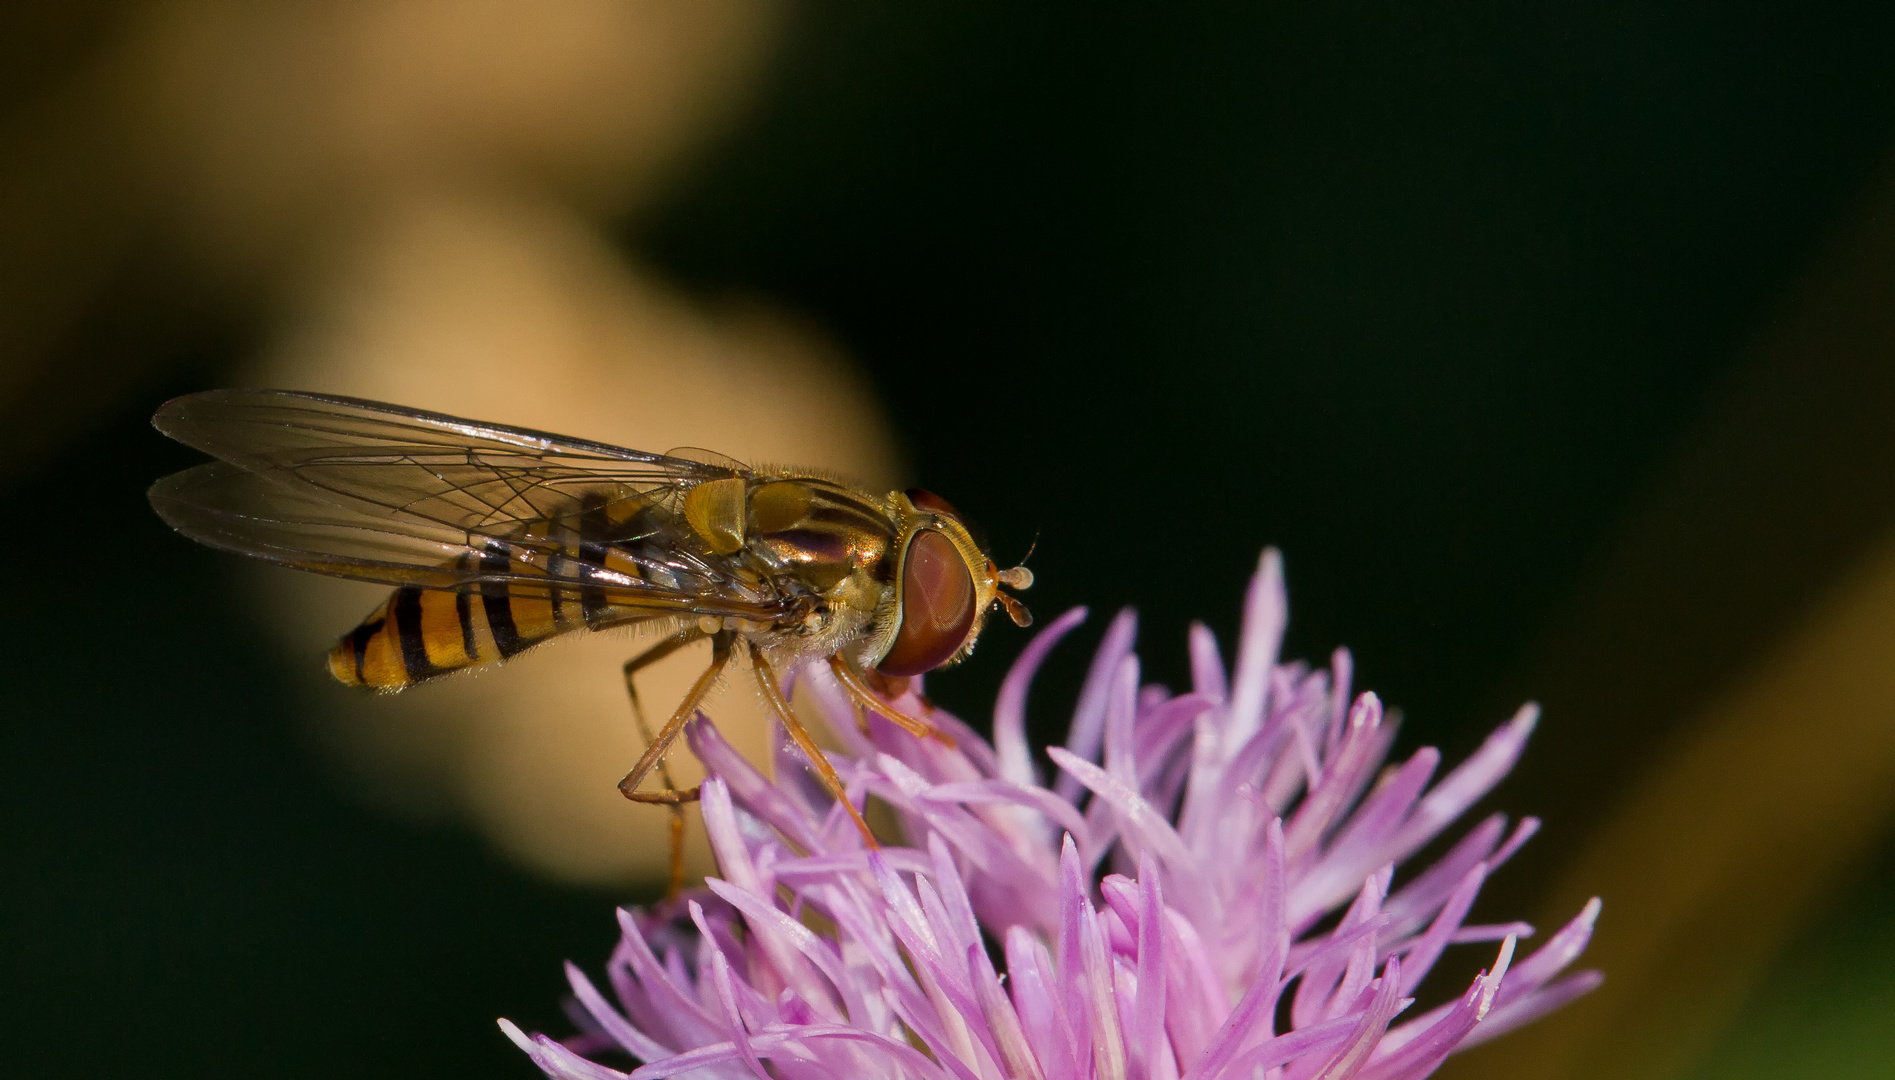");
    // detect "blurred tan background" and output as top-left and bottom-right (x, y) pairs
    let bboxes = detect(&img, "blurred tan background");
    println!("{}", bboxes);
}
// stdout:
(5, 4), (1895, 1079)
(2, 0), (897, 885)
